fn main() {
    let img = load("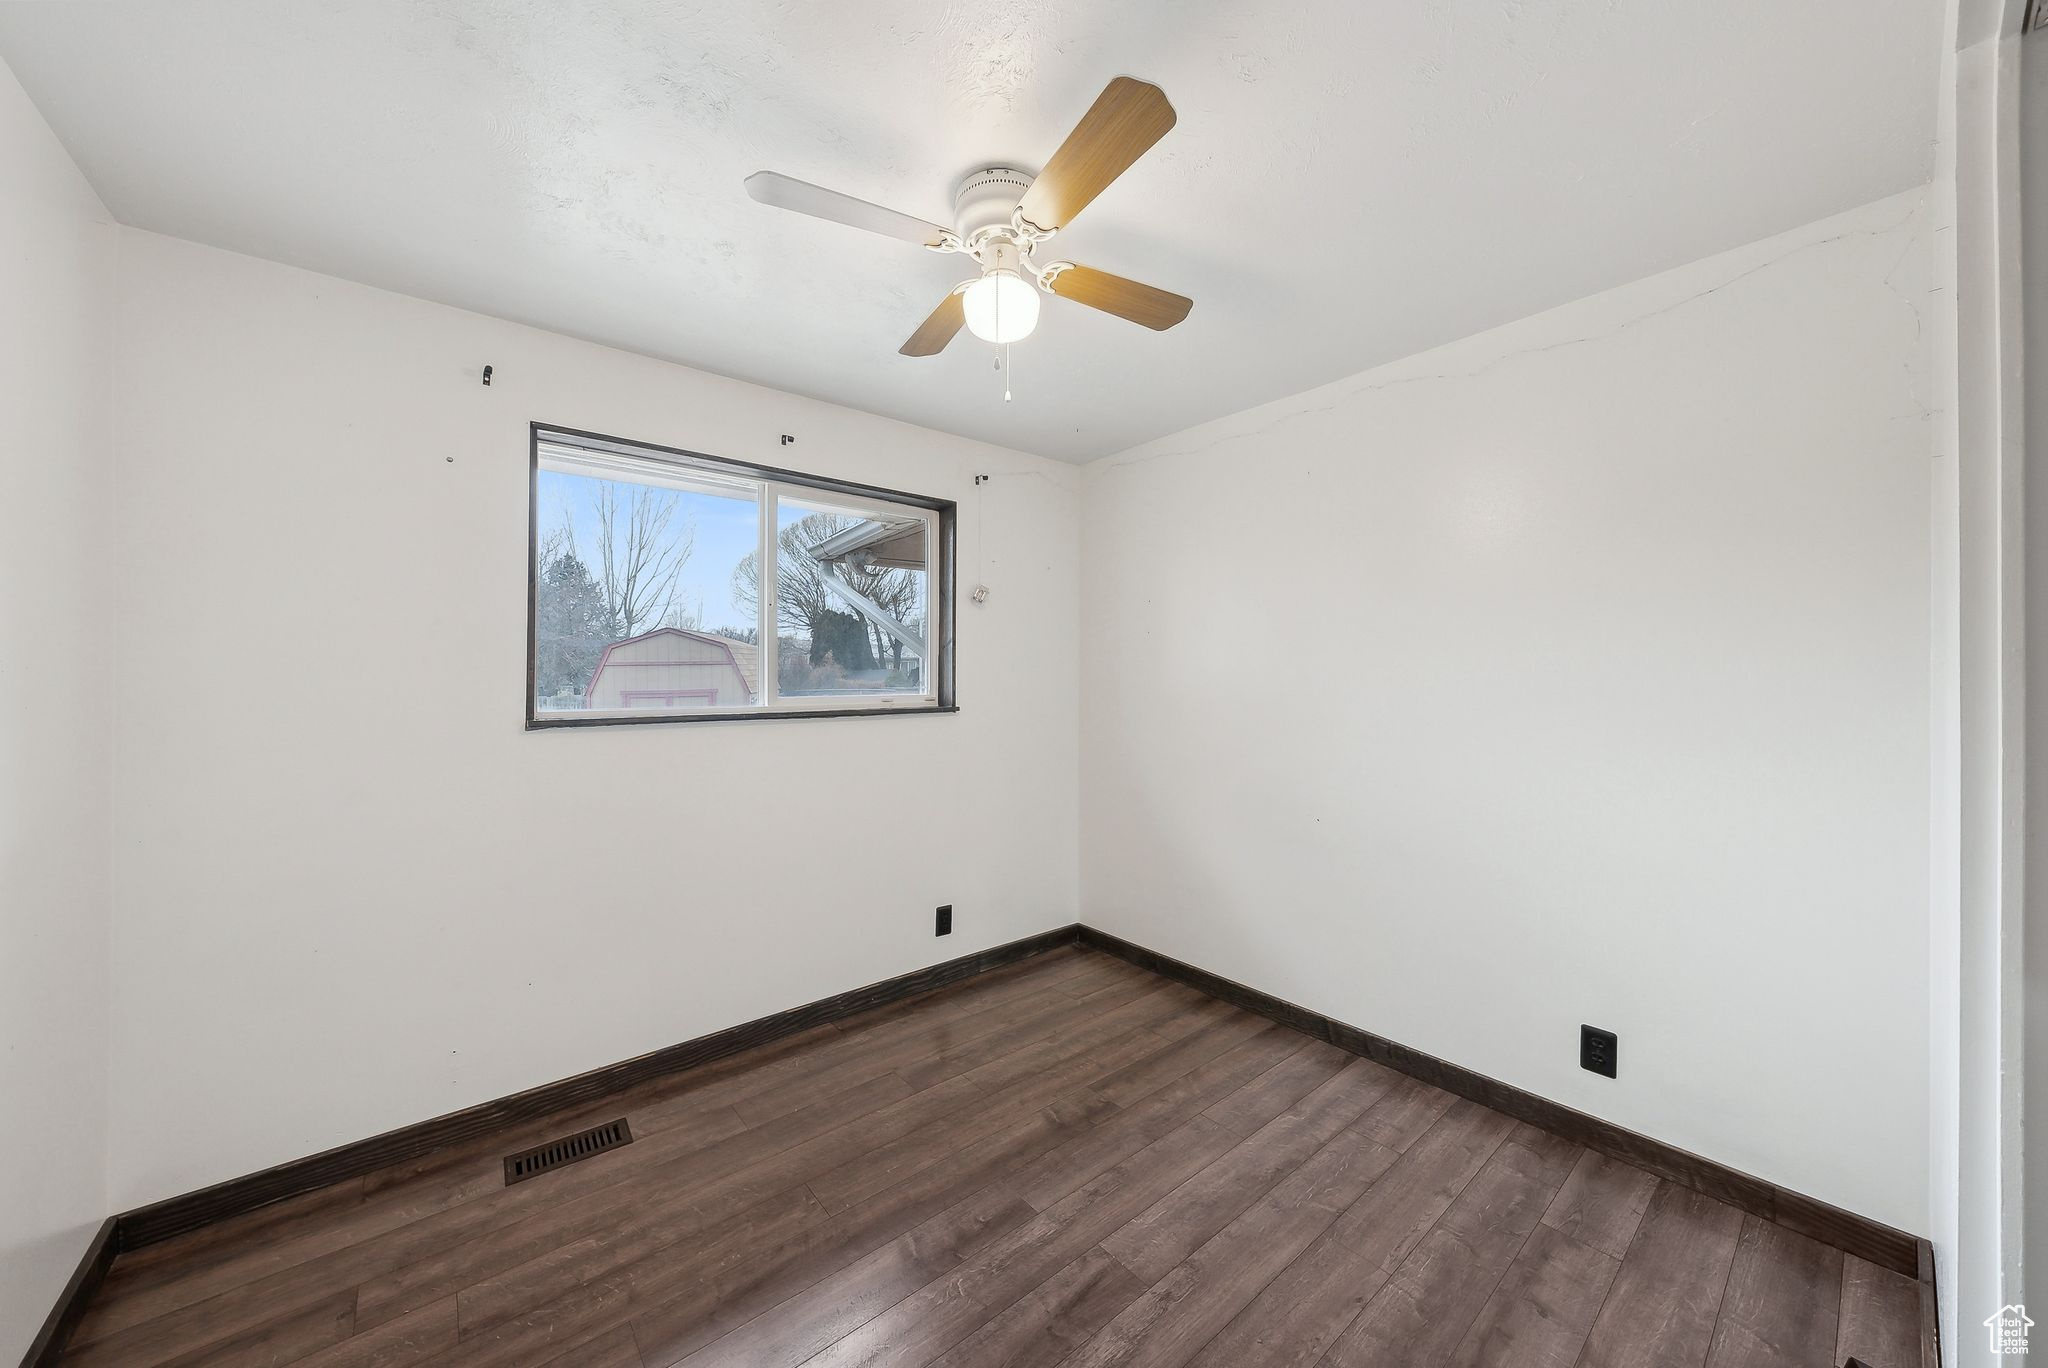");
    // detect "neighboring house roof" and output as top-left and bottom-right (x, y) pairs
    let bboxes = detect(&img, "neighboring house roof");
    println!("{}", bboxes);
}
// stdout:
(586, 627), (762, 700)
(809, 517), (927, 570)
